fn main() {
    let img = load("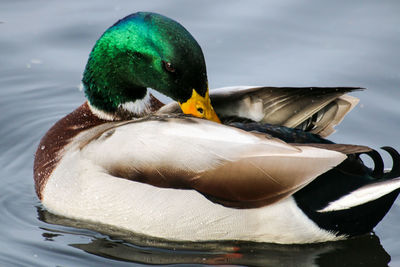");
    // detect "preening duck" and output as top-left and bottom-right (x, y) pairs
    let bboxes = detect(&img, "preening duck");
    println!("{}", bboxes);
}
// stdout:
(34, 12), (400, 244)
